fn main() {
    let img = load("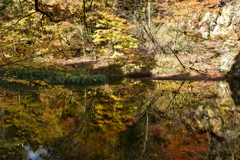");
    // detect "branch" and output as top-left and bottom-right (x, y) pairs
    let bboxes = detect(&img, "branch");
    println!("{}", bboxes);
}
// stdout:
(34, 0), (62, 23)
(167, 45), (186, 70)
(10, 12), (37, 27)
(87, 0), (94, 11)
(83, 0), (88, 28)
(166, 81), (185, 109)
